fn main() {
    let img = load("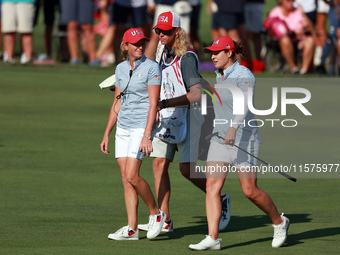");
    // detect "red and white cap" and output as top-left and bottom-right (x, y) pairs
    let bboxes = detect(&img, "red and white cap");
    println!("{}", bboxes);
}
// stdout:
(123, 28), (149, 44)
(203, 36), (236, 53)
(153, 11), (181, 31)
